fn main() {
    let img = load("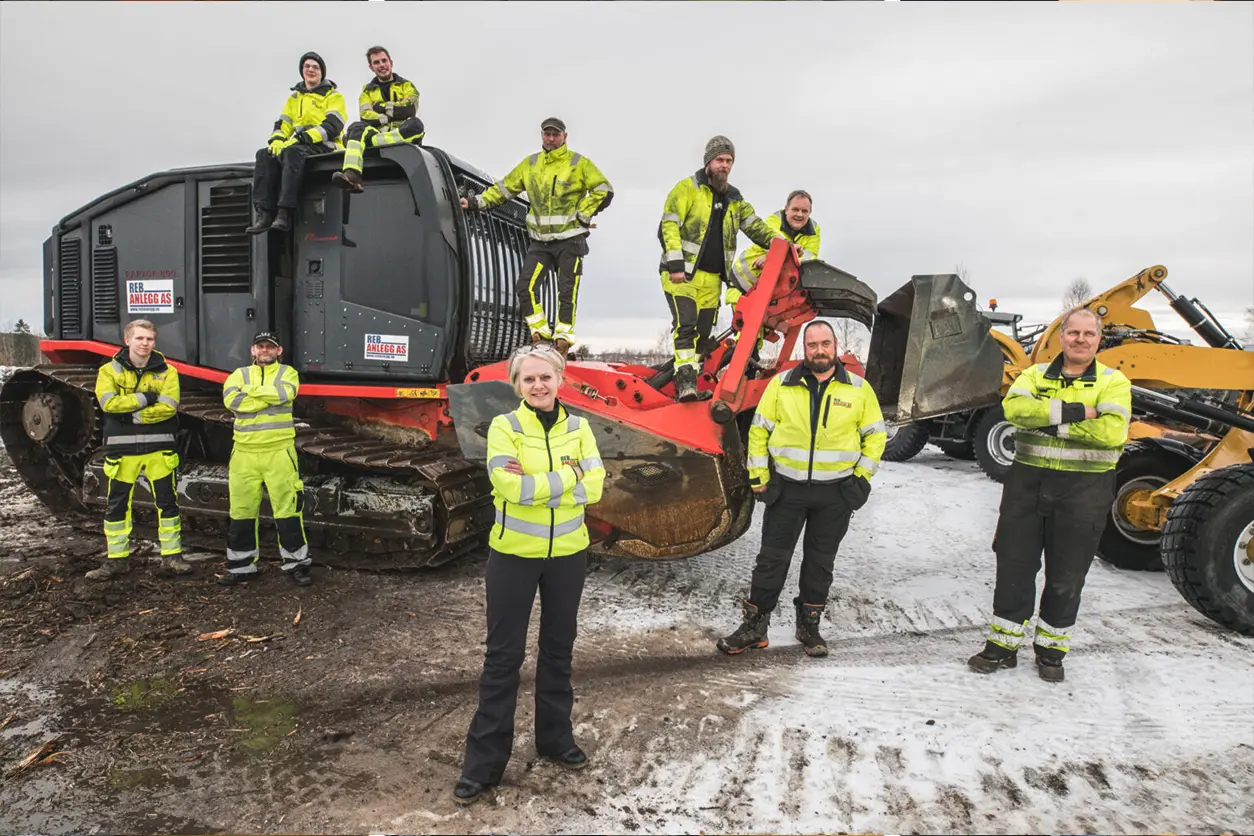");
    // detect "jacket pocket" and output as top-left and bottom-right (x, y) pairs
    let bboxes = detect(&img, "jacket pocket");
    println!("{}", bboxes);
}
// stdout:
(840, 475), (871, 511)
